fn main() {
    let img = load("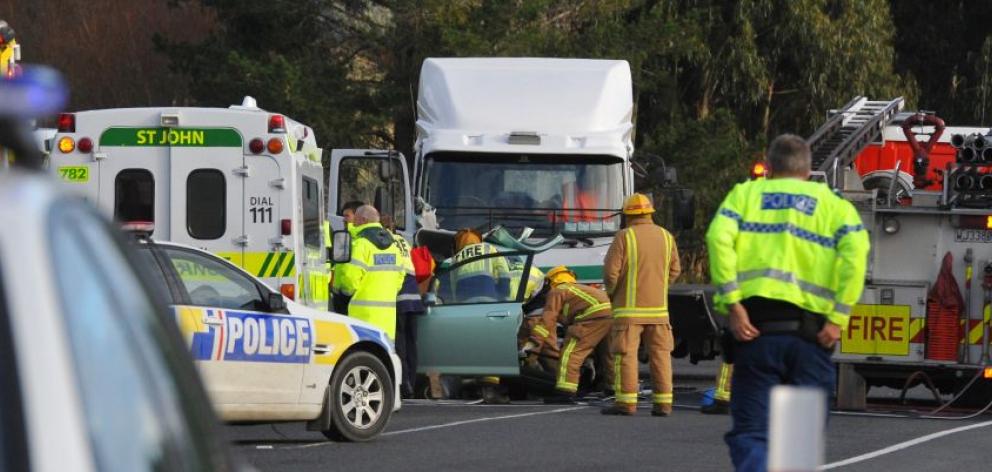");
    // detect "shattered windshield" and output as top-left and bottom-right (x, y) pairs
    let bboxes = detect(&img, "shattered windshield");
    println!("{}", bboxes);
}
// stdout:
(422, 152), (624, 236)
